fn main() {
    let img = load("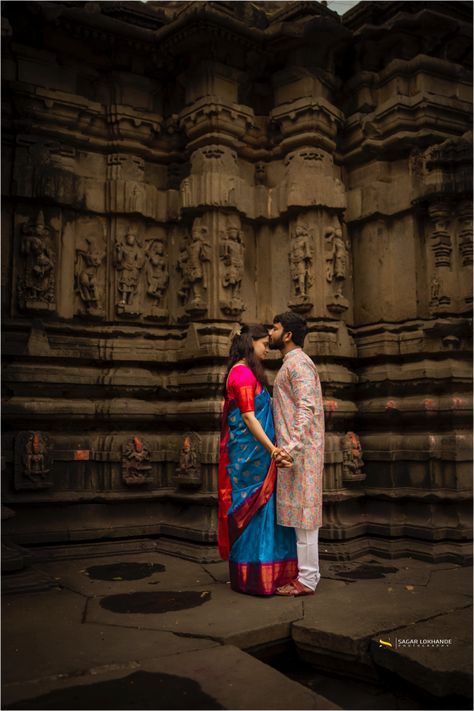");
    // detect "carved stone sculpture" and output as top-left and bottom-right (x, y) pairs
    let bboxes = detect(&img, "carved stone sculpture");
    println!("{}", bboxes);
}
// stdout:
(428, 202), (452, 269)
(220, 219), (245, 316)
(75, 237), (105, 318)
(458, 200), (473, 268)
(288, 222), (313, 313)
(325, 222), (349, 314)
(114, 232), (146, 316)
(145, 238), (169, 320)
(342, 432), (365, 482)
(177, 220), (210, 316)
(17, 212), (56, 313)
(14, 431), (52, 490)
(122, 436), (152, 486)
(175, 432), (202, 488)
